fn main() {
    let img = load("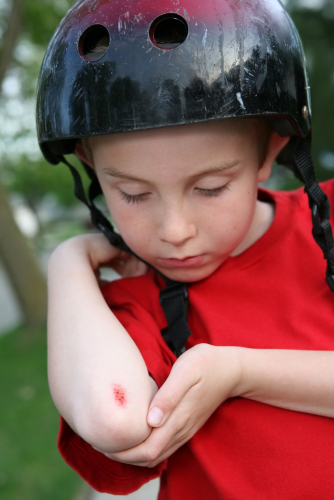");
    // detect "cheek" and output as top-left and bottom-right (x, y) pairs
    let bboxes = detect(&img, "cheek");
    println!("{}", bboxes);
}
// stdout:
(231, 191), (258, 232)
(204, 188), (257, 241)
(106, 200), (154, 250)
(105, 196), (131, 230)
